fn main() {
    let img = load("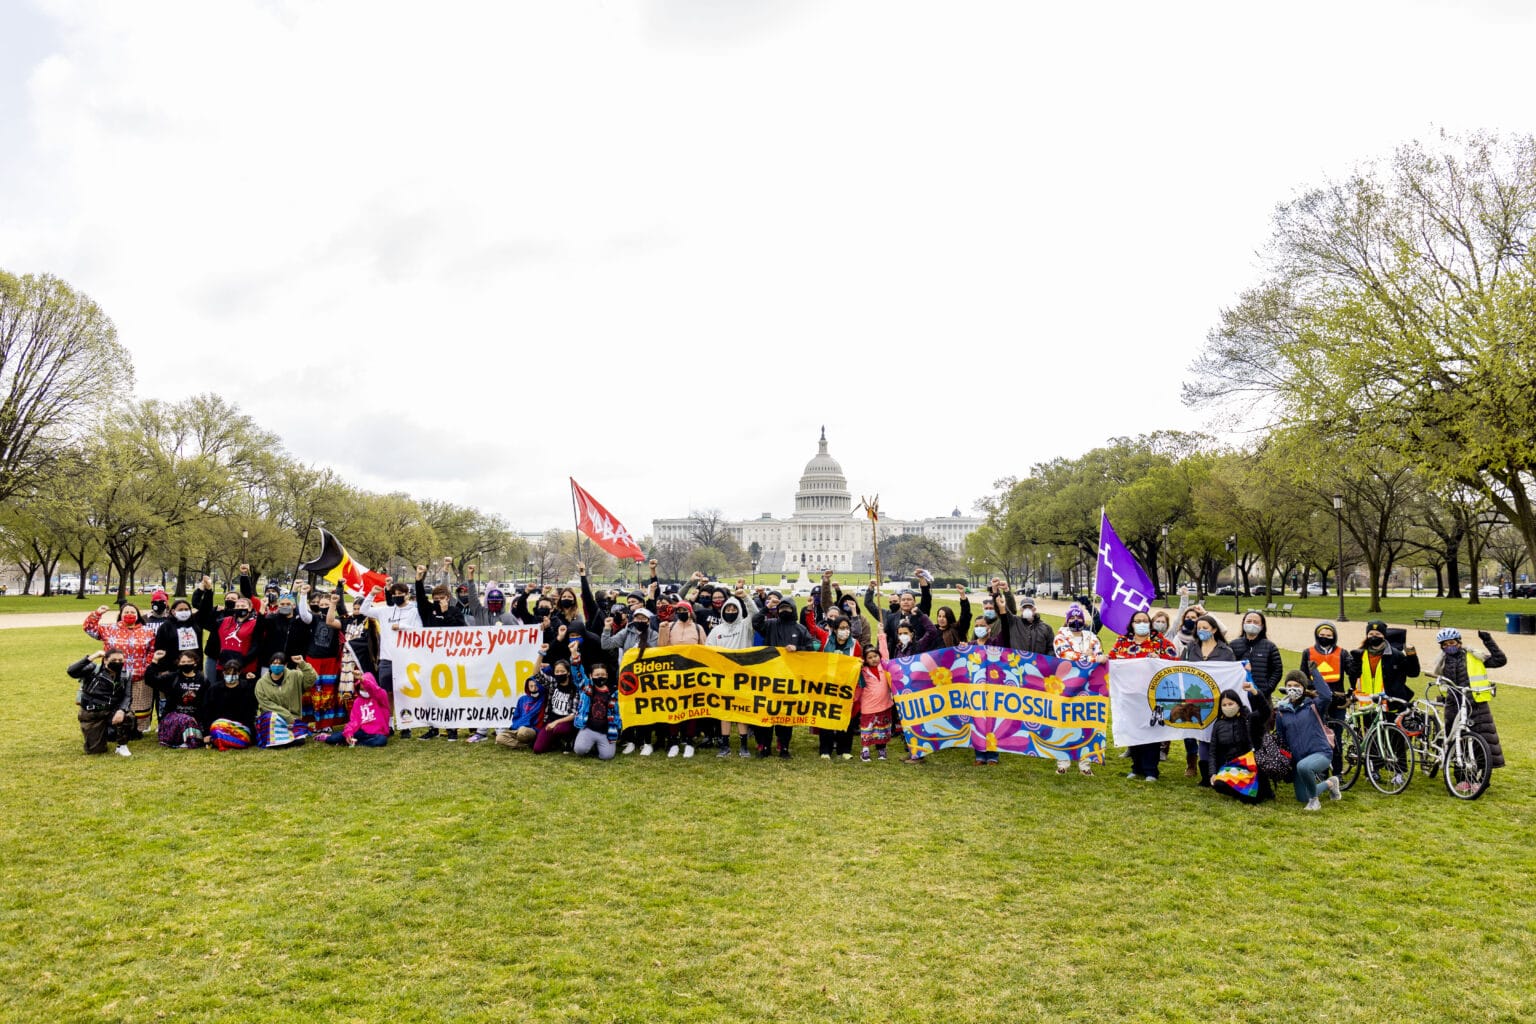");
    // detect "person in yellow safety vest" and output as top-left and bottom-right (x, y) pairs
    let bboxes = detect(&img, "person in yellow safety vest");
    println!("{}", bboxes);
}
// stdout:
(1433, 627), (1506, 772)
(1300, 622), (1359, 776)
(1350, 620), (1420, 704)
